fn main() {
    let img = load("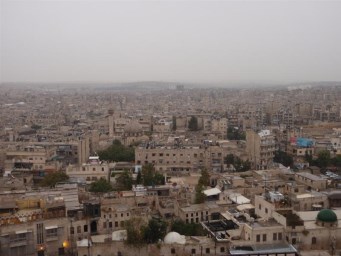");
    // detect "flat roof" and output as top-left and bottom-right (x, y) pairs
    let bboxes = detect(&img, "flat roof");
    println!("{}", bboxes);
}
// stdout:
(229, 193), (250, 205)
(229, 243), (297, 255)
(295, 172), (326, 181)
(203, 188), (221, 197)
